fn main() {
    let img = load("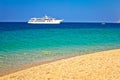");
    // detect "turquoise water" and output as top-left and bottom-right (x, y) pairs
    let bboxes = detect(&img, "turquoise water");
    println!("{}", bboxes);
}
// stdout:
(0, 23), (120, 72)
